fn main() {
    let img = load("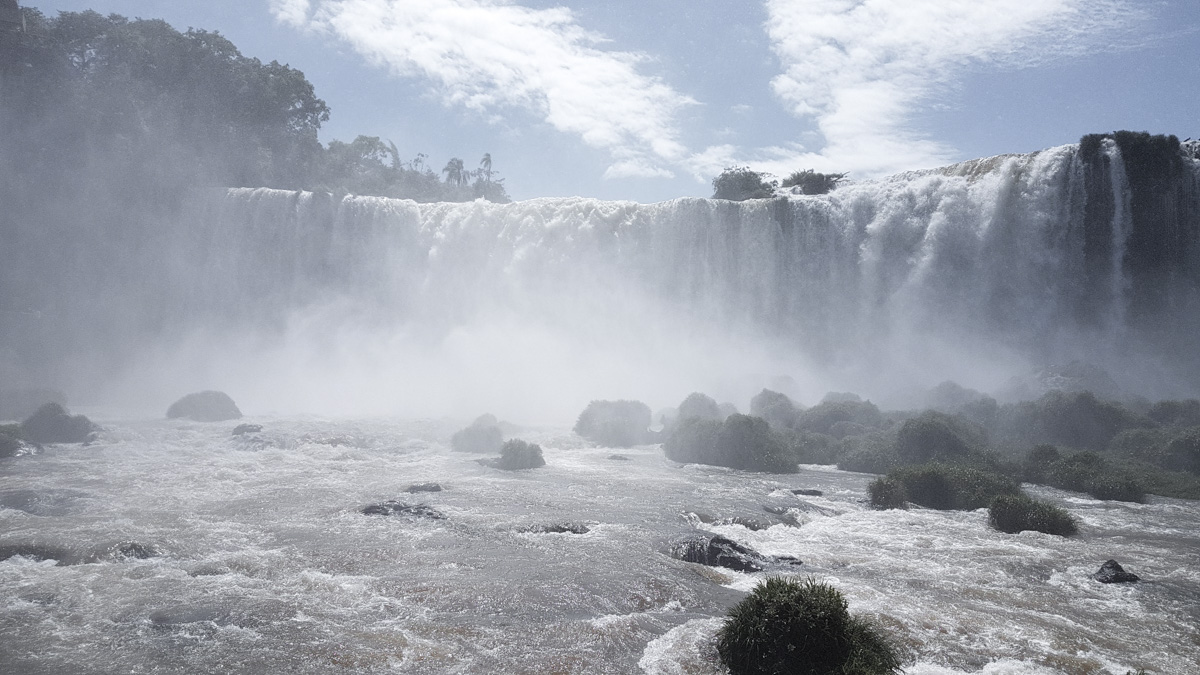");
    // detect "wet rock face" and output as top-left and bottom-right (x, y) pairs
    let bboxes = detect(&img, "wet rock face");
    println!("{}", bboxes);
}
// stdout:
(360, 501), (446, 519)
(671, 535), (765, 573)
(1093, 559), (1141, 583)
(166, 391), (242, 422)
